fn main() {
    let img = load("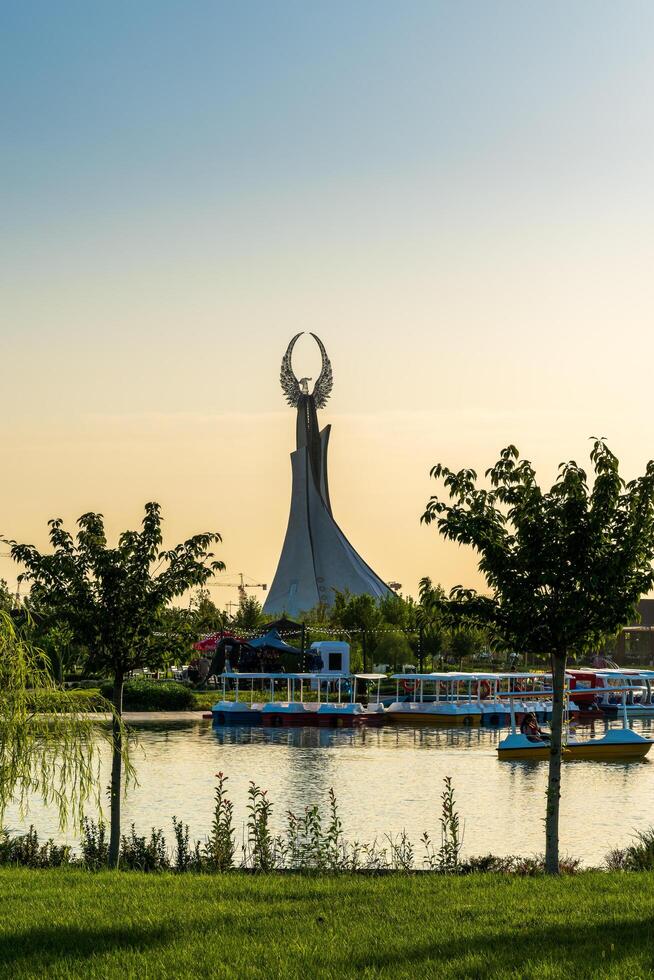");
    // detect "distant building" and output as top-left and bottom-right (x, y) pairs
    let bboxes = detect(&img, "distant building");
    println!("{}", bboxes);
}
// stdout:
(614, 599), (654, 665)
